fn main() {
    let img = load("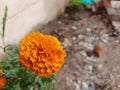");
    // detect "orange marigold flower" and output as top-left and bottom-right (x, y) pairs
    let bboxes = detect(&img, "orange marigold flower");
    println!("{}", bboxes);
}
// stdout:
(19, 32), (66, 77)
(0, 69), (6, 89)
